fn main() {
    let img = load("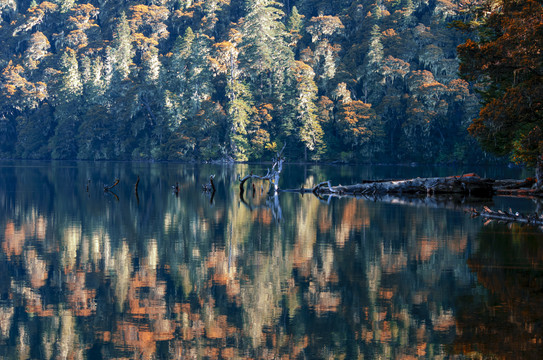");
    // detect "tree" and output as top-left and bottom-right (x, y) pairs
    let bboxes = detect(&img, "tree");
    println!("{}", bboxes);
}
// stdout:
(292, 61), (324, 160)
(458, 0), (543, 188)
(335, 99), (384, 161)
(239, 0), (294, 101)
(111, 12), (133, 82)
(49, 48), (83, 159)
